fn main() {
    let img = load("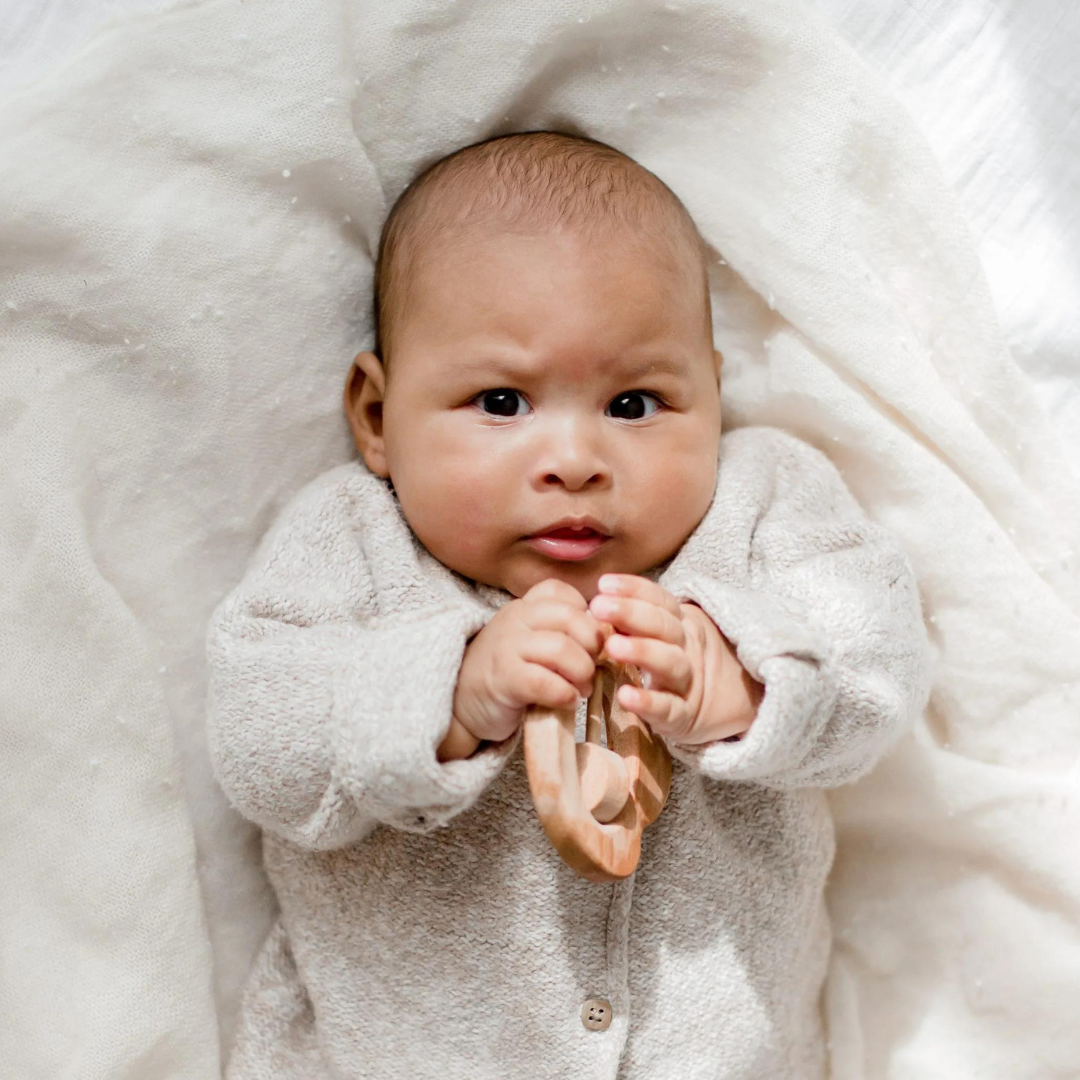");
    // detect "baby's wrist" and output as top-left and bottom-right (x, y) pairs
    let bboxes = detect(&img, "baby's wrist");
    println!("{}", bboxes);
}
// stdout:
(436, 714), (483, 762)
(680, 601), (763, 742)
